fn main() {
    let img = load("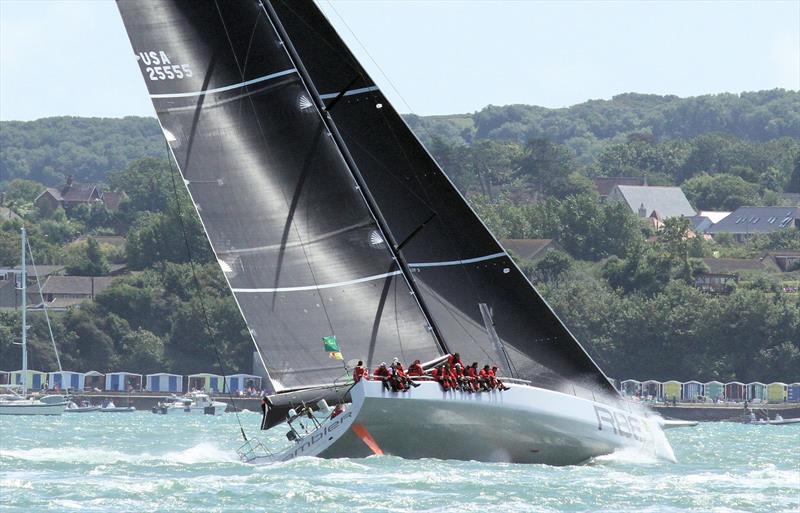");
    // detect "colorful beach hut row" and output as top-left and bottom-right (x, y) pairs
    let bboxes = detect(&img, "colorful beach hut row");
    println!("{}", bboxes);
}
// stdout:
(618, 379), (800, 403)
(0, 370), (262, 394)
